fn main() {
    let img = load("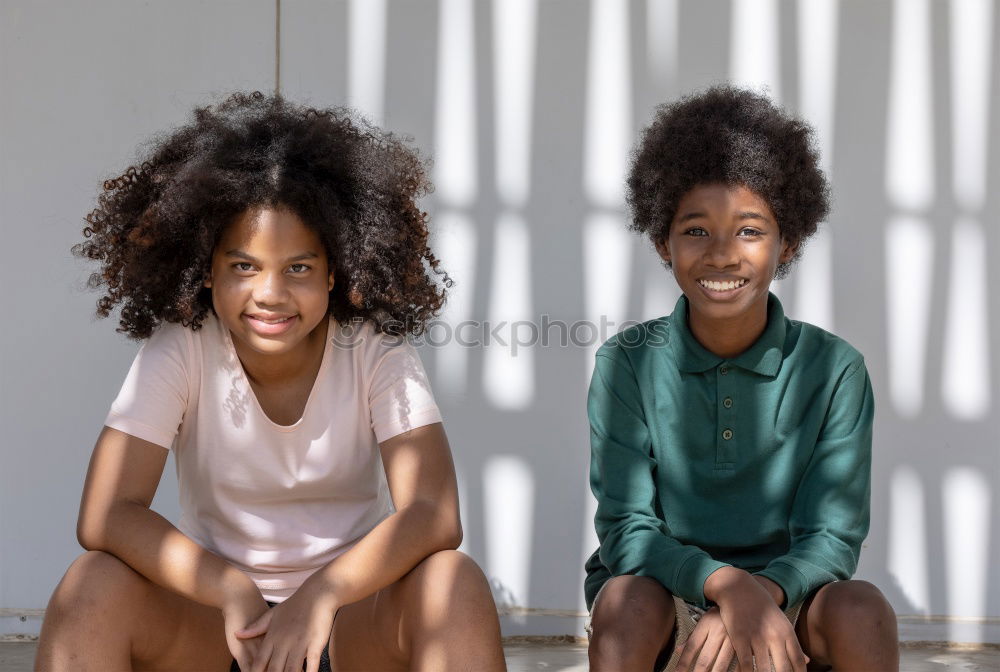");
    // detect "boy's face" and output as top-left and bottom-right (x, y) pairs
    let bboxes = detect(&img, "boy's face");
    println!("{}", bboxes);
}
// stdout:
(655, 183), (795, 325)
(204, 206), (335, 359)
